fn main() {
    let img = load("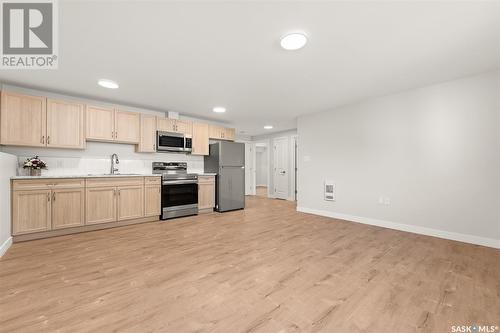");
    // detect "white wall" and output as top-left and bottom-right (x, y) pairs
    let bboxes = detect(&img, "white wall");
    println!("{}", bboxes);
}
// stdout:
(0, 152), (17, 257)
(297, 71), (500, 248)
(255, 146), (268, 186)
